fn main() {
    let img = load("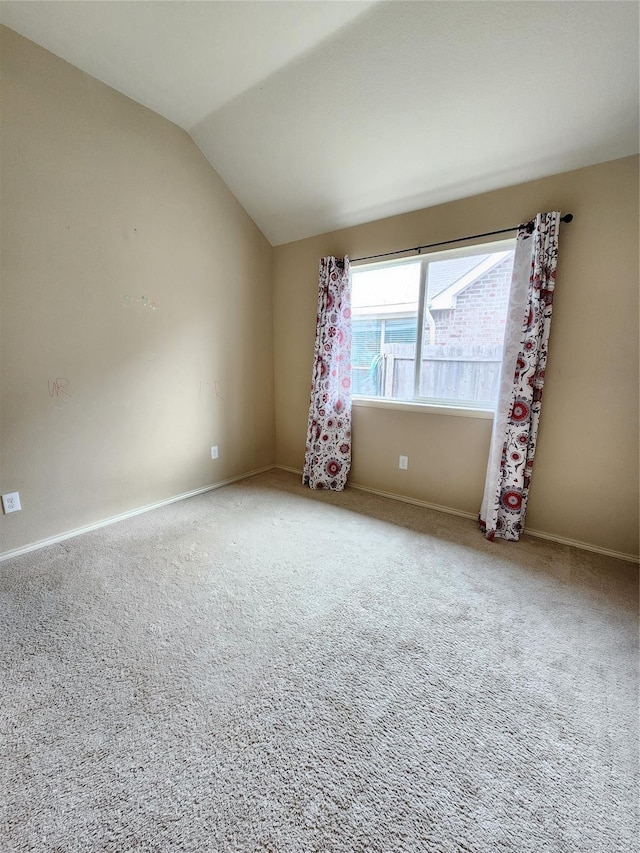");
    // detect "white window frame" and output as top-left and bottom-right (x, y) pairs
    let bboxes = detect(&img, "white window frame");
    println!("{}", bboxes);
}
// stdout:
(350, 238), (516, 418)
